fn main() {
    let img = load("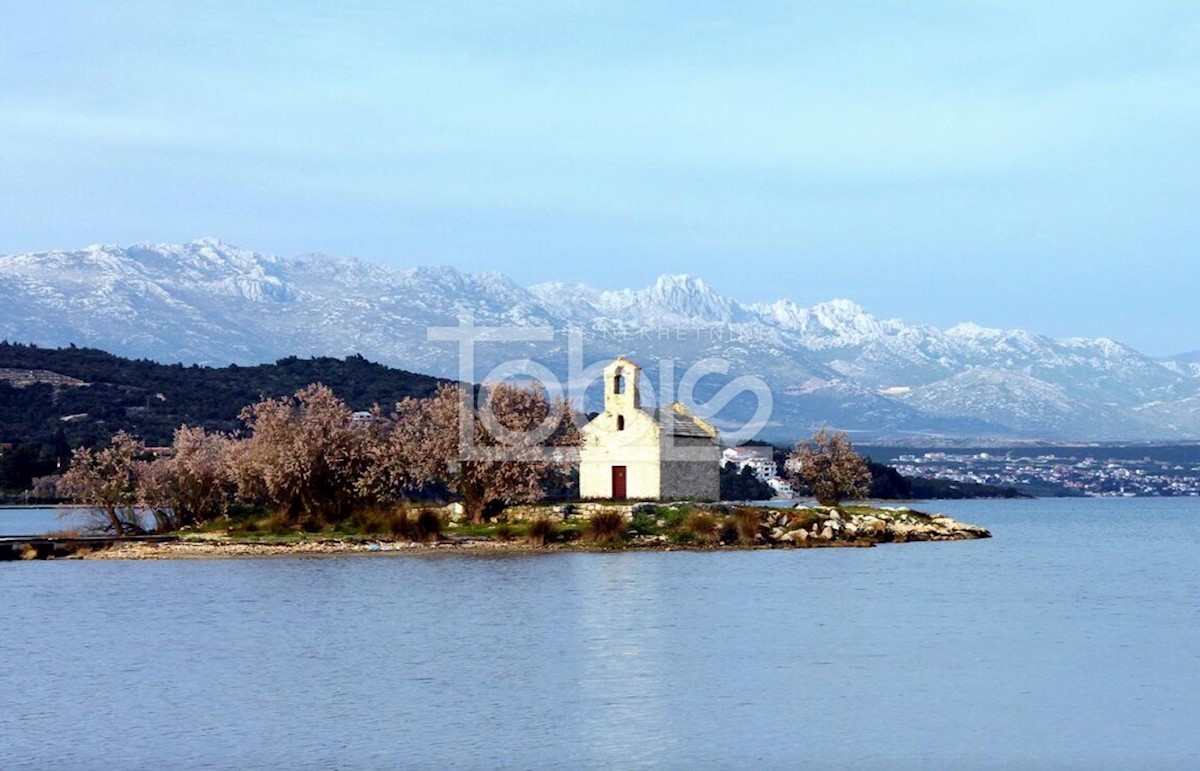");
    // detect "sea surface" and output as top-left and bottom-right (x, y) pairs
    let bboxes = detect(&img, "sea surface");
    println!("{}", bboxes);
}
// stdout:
(0, 506), (83, 536)
(2, 498), (1198, 769)
(0, 506), (146, 536)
